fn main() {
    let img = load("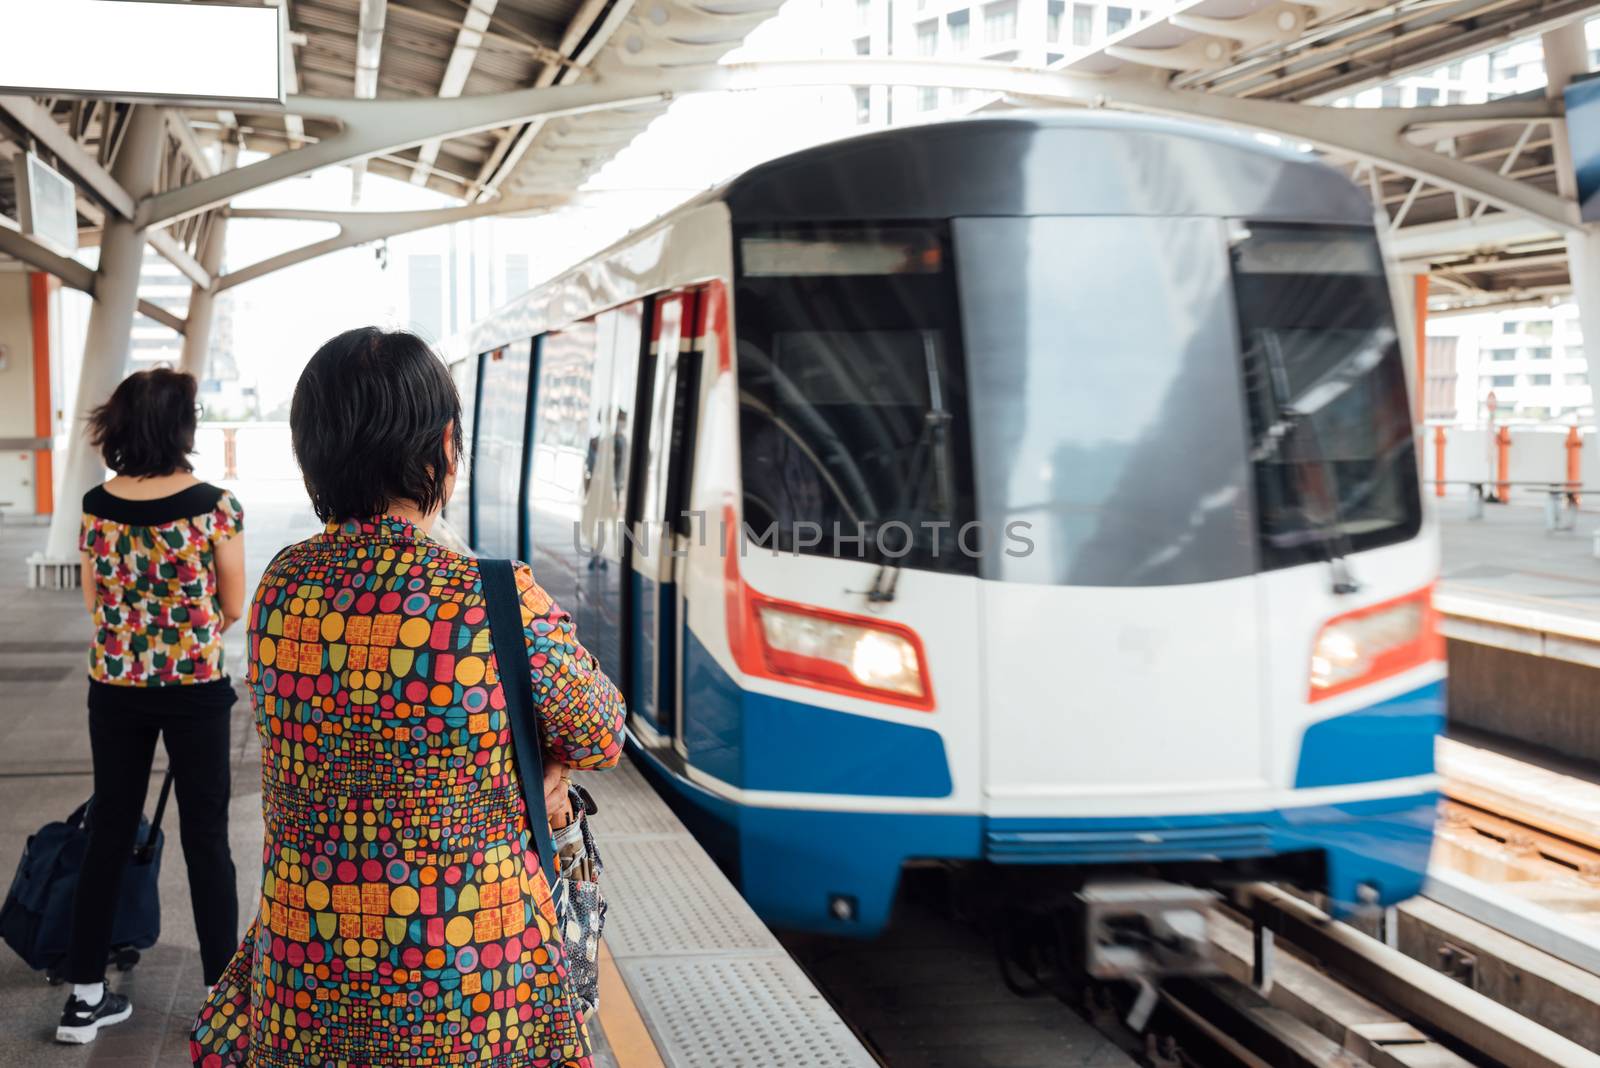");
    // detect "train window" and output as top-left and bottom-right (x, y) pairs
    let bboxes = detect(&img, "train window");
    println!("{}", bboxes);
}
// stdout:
(1228, 223), (1421, 570)
(956, 215), (1255, 587)
(472, 339), (533, 559)
(735, 223), (978, 573)
(447, 354), (480, 533)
